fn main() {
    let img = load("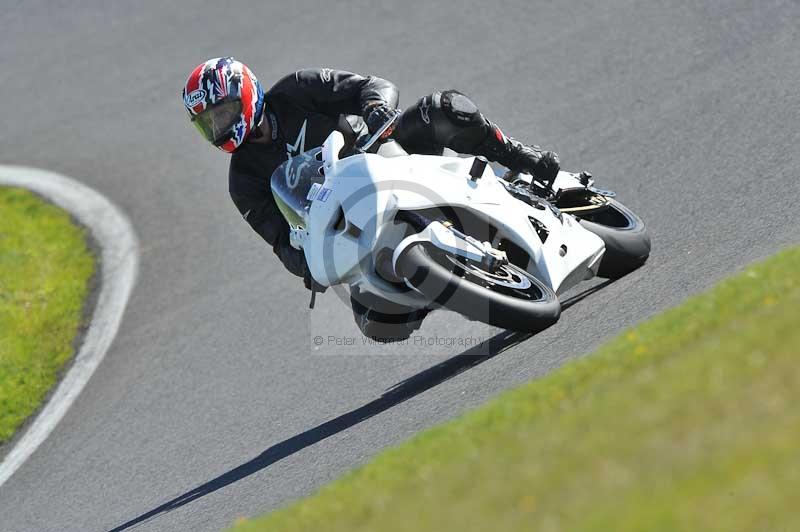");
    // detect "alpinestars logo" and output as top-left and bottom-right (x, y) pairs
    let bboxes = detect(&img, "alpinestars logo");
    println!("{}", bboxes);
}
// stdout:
(419, 96), (431, 124)
(286, 119), (308, 160)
